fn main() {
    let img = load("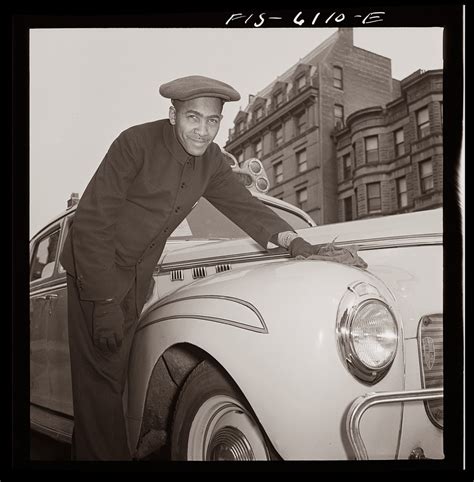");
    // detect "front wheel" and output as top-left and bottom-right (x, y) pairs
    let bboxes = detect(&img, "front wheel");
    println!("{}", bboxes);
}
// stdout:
(171, 361), (273, 461)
